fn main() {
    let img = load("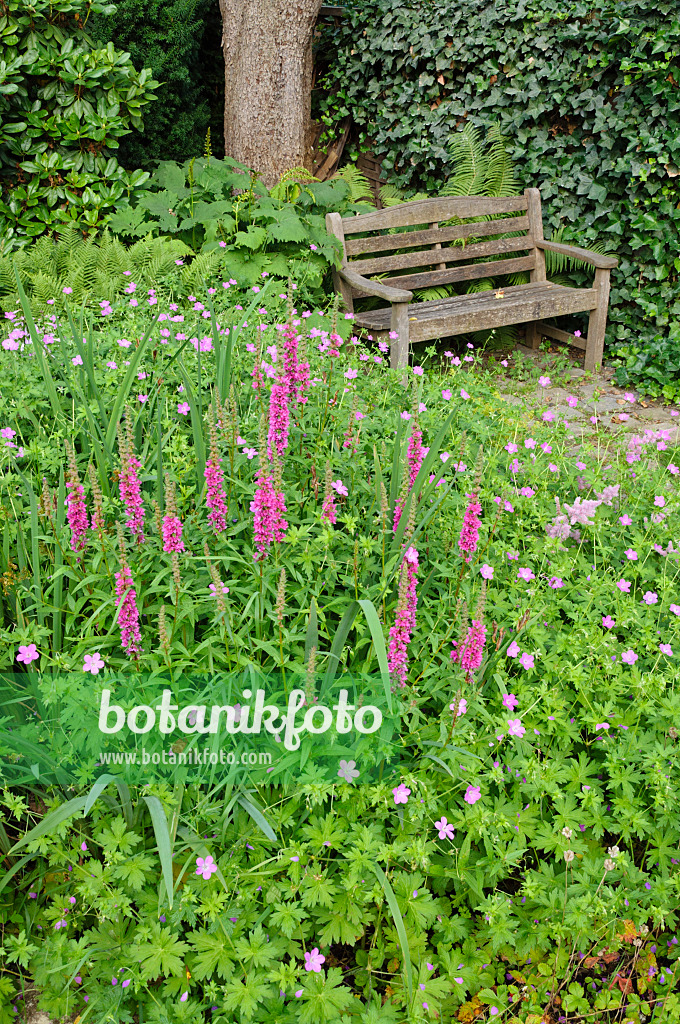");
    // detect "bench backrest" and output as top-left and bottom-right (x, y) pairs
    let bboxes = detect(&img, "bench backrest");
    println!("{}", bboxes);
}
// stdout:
(326, 188), (545, 301)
